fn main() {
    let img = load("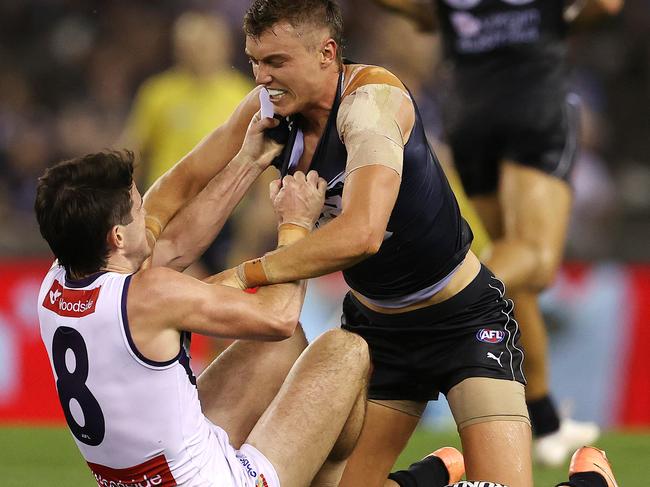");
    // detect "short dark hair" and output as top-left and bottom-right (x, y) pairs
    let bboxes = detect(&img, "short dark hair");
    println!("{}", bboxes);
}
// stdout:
(35, 150), (135, 277)
(244, 0), (344, 62)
